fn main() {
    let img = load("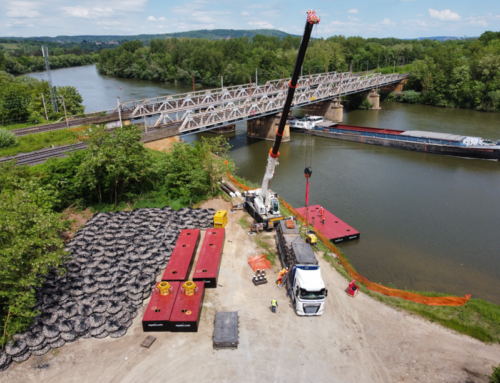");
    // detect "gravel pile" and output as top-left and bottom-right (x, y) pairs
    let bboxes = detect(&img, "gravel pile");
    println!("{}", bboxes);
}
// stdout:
(0, 207), (216, 371)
